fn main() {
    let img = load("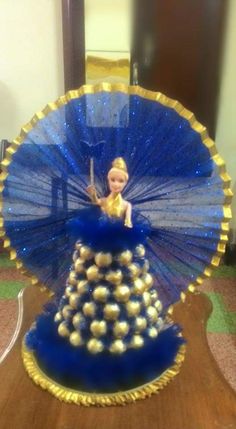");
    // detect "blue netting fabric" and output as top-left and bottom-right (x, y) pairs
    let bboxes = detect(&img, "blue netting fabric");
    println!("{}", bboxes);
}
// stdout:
(2, 90), (224, 308)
